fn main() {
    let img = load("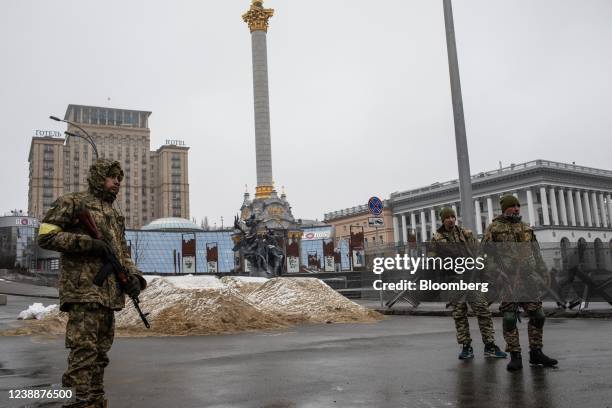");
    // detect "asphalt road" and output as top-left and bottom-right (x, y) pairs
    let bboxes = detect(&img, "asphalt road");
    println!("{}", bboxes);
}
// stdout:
(1, 293), (612, 408)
